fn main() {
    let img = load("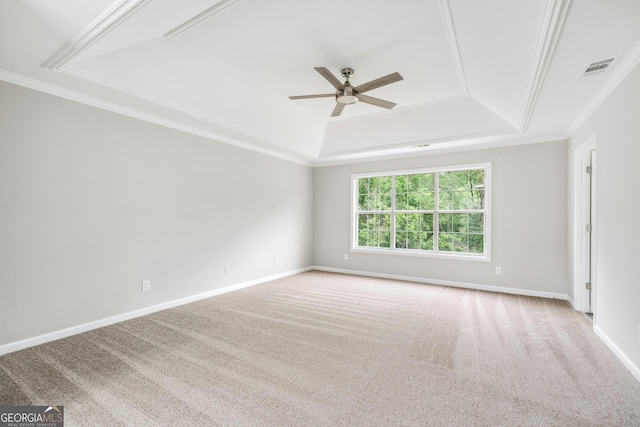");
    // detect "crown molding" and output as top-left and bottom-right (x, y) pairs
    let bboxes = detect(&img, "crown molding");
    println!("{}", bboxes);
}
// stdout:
(165, 0), (242, 38)
(59, 63), (321, 161)
(0, 68), (573, 169)
(569, 40), (640, 134)
(517, 0), (572, 132)
(41, 0), (151, 70)
(439, 0), (468, 97)
(313, 131), (569, 167)
(0, 69), (313, 166)
(320, 129), (512, 159)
